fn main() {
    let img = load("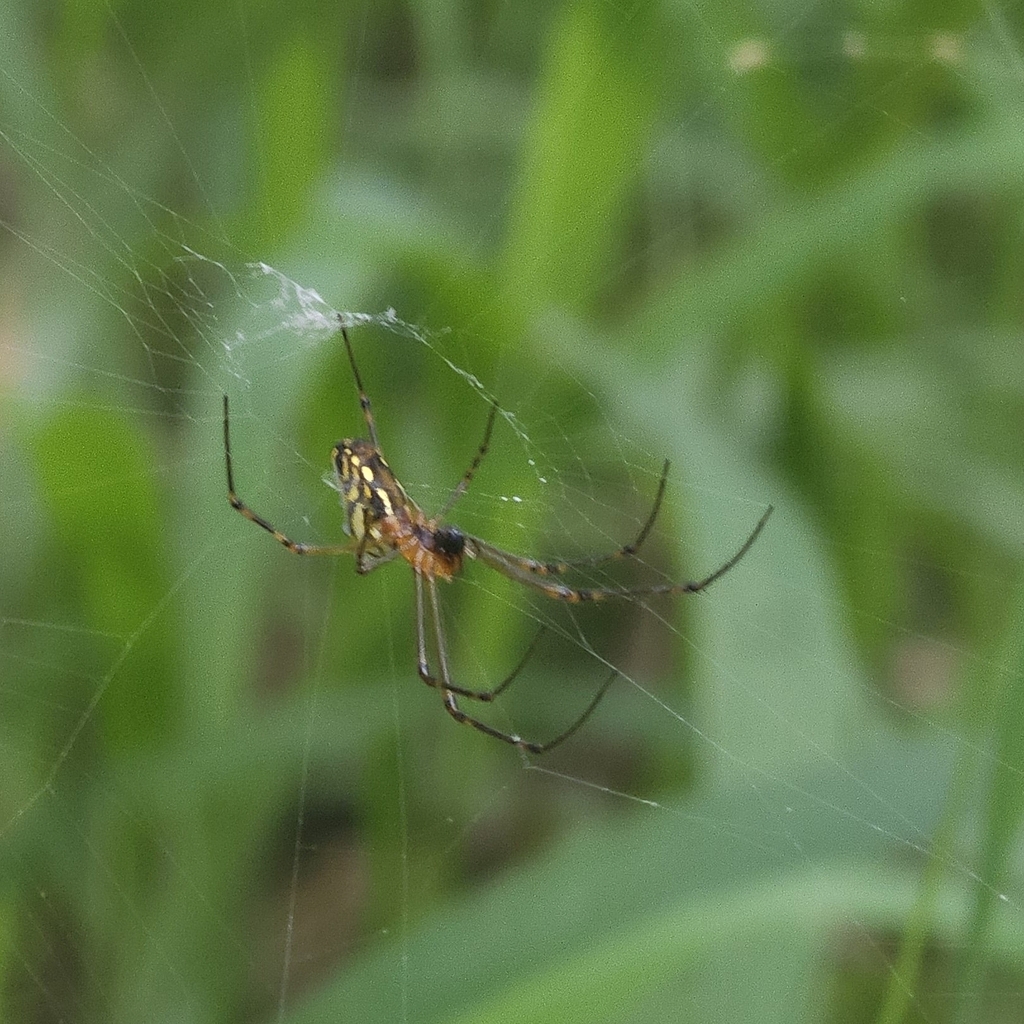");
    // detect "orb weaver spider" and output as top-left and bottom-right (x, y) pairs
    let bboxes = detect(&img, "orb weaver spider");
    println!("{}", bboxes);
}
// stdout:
(223, 324), (772, 753)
